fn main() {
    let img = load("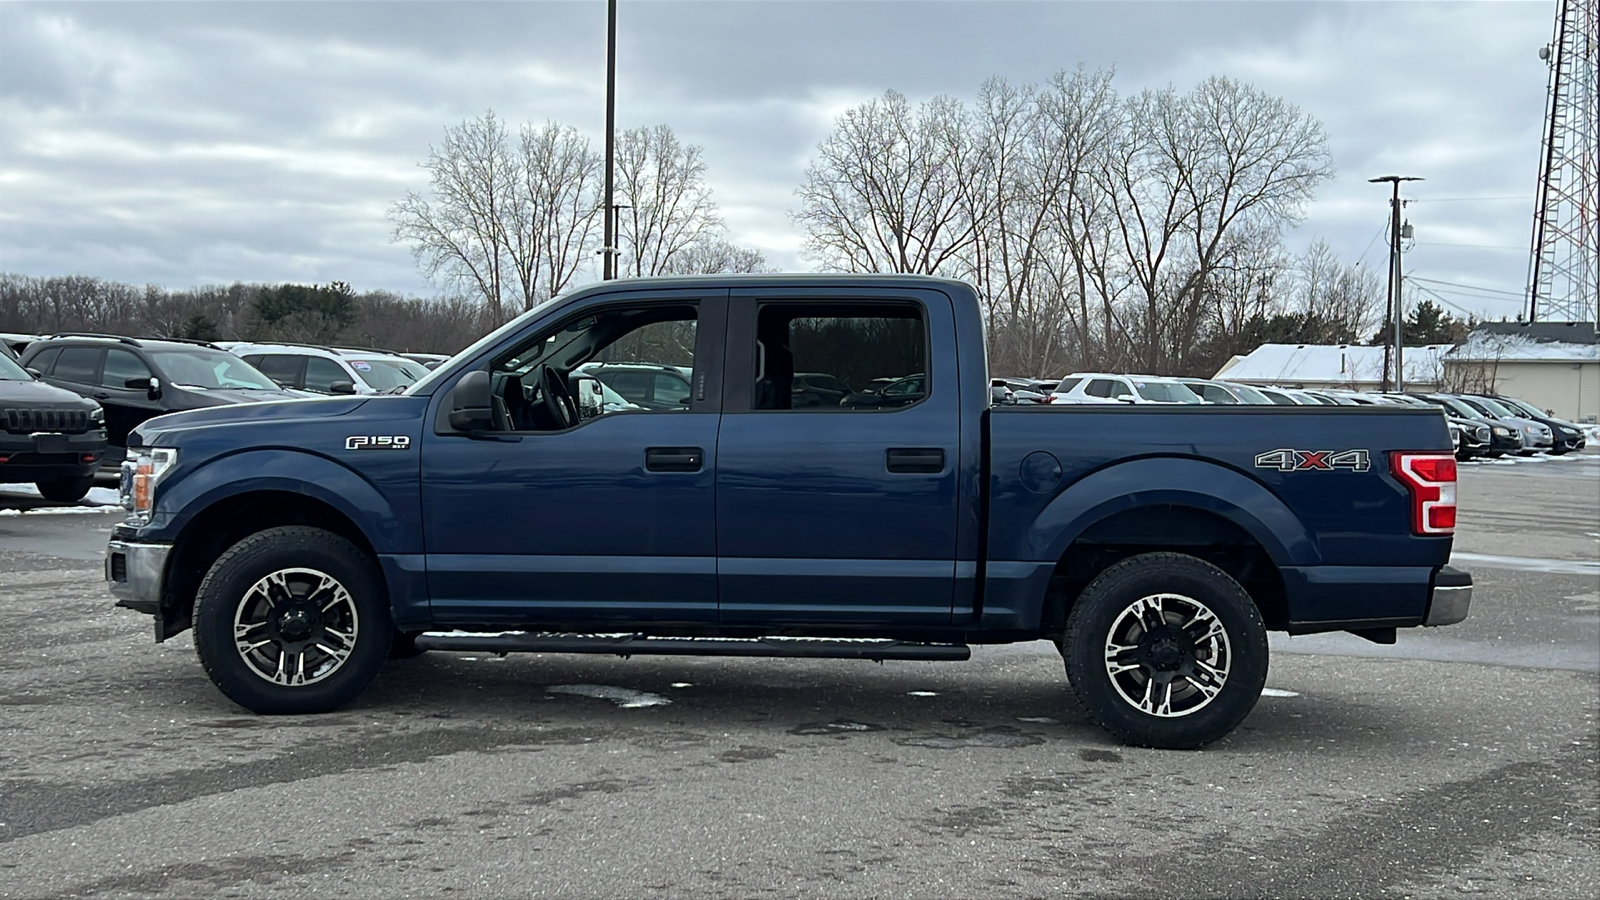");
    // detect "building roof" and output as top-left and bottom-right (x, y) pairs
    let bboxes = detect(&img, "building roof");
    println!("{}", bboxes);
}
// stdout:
(1214, 343), (1452, 385)
(1444, 332), (1600, 363)
(1471, 321), (1596, 344)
